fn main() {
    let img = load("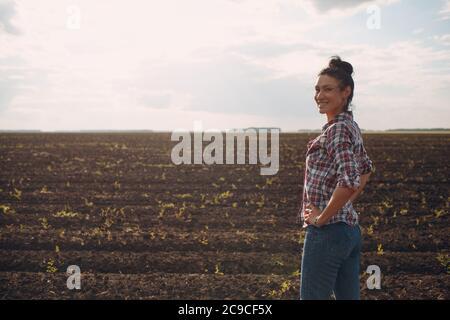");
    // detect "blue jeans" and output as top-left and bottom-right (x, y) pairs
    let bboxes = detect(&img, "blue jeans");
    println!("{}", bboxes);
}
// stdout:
(300, 222), (362, 300)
